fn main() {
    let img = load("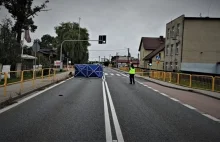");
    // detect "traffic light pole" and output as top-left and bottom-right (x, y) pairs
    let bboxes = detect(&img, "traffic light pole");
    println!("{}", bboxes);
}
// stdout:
(60, 39), (103, 70)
